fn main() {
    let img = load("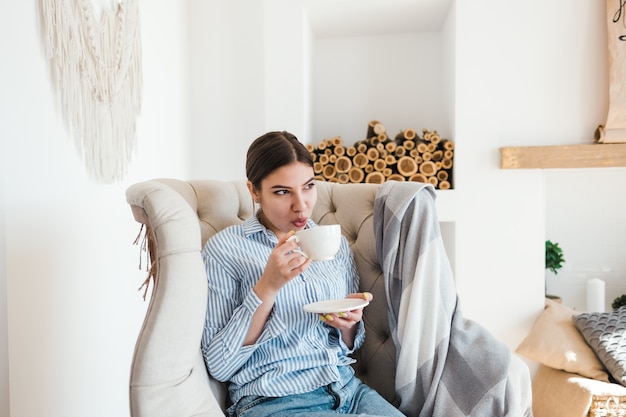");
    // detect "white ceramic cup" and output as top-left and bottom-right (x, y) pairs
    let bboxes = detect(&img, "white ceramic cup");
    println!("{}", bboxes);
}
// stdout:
(289, 224), (341, 261)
